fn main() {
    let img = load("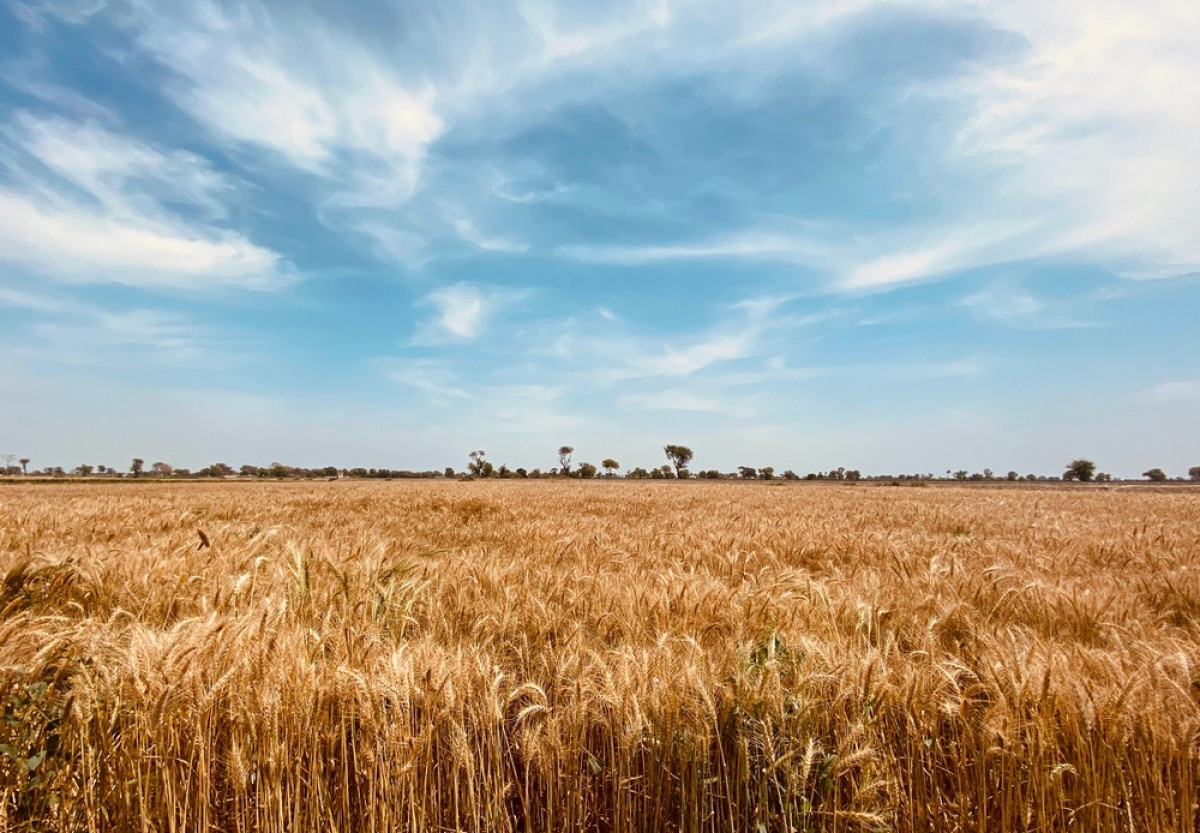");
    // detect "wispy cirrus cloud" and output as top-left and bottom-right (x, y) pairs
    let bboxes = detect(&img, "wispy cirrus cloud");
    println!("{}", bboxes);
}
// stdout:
(556, 294), (844, 387)
(556, 231), (835, 267)
(532, 0), (1200, 294)
(5, 112), (231, 219)
(9, 0), (105, 28)
(633, 334), (754, 378)
(413, 283), (530, 344)
(0, 286), (80, 315)
(836, 0), (1200, 289)
(376, 357), (582, 435)
(0, 112), (290, 290)
(125, 1), (442, 202)
(0, 191), (288, 290)
(958, 279), (1100, 330)
(617, 387), (759, 417)
(450, 216), (528, 254)
(1141, 381), (1200, 404)
(31, 310), (221, 366)
(376, 358), (471, 401)
(0, 286), (240, 367)
(550, 325), (756, 386)
(16, 0), (1199, 291)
